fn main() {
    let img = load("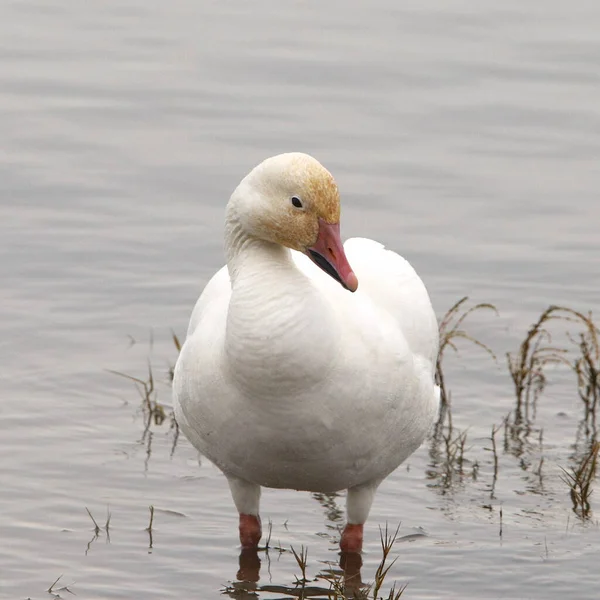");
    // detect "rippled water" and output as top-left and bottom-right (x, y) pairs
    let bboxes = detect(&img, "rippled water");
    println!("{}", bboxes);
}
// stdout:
(2, 1), (599, 598)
